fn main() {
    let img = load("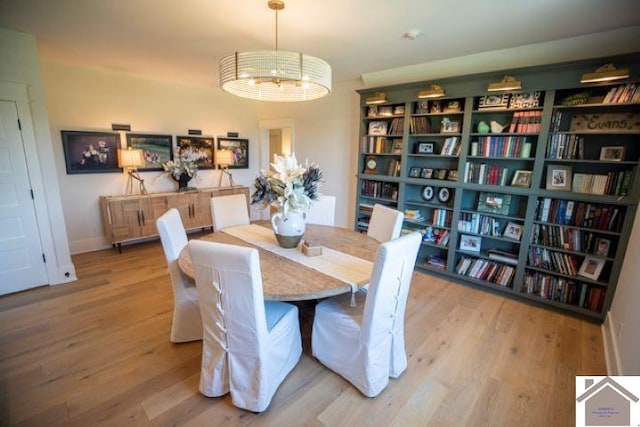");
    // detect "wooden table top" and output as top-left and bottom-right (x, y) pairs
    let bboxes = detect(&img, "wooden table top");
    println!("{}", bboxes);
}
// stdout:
(179, 221), (380, 301)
